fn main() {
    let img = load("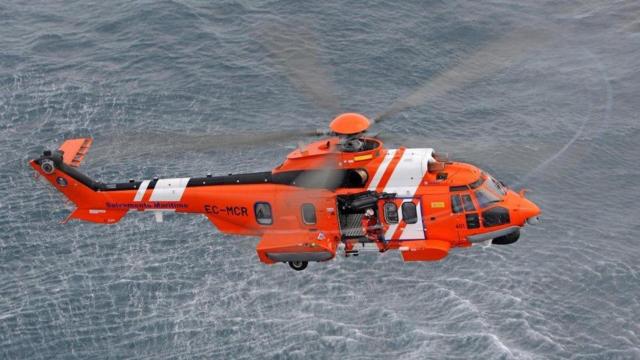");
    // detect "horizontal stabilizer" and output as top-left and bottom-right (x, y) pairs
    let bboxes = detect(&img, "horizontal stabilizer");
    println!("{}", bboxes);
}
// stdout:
(59, 138), (93, 167)
(64, 208), (127, 224)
